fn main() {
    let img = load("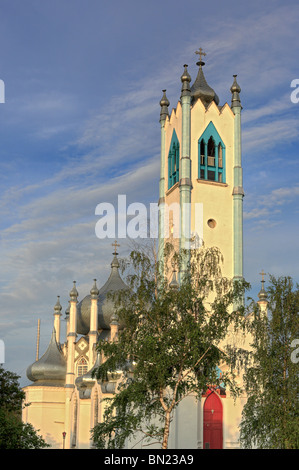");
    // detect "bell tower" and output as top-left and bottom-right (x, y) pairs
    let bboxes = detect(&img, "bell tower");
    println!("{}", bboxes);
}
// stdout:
(158, 50), (244, 282)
